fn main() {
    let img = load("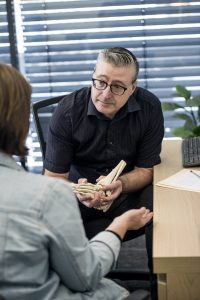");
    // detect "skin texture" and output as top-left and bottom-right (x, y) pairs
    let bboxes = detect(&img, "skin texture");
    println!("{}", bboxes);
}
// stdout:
(107, 207), (153, 240)
(91, 60), (136, 119)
